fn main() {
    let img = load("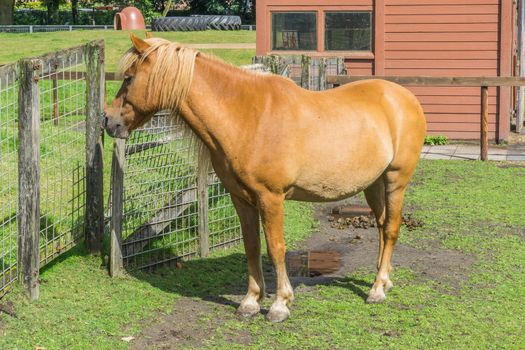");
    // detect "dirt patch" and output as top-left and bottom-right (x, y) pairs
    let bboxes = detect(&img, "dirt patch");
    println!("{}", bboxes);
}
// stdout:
(0, 301), (16, 318)
(128, 197), (475, 348)
(310, 198), (475, 291)
(130, 297), (251, 350)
